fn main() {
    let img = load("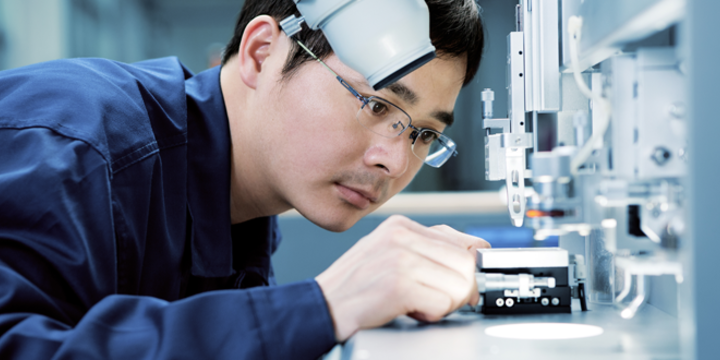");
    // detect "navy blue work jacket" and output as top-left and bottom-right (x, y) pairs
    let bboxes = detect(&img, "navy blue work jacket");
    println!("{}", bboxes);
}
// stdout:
(0, 58), (336, 359)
